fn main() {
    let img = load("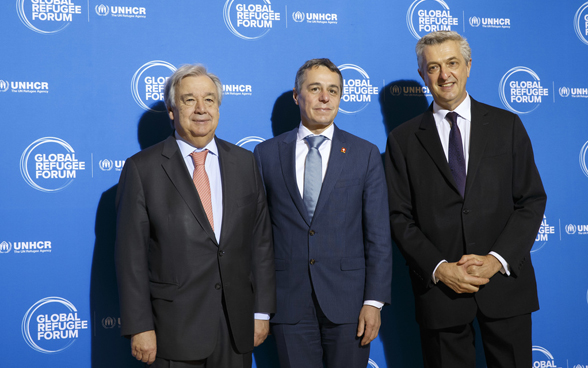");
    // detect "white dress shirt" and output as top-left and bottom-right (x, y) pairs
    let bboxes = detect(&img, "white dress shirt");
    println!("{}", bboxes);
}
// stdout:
(430, 95), (510, 283)
(295, 123), (383, 310)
